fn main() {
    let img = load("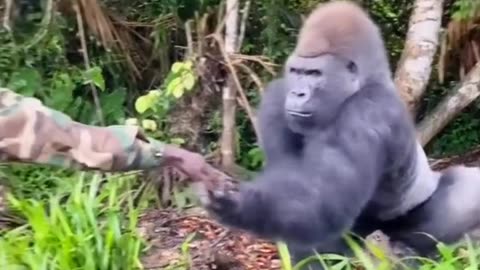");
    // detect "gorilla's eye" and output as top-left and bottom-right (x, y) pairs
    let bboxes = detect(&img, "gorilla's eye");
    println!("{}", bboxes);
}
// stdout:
(305, 69), (323, 76)
(347, 61), (358, 73)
